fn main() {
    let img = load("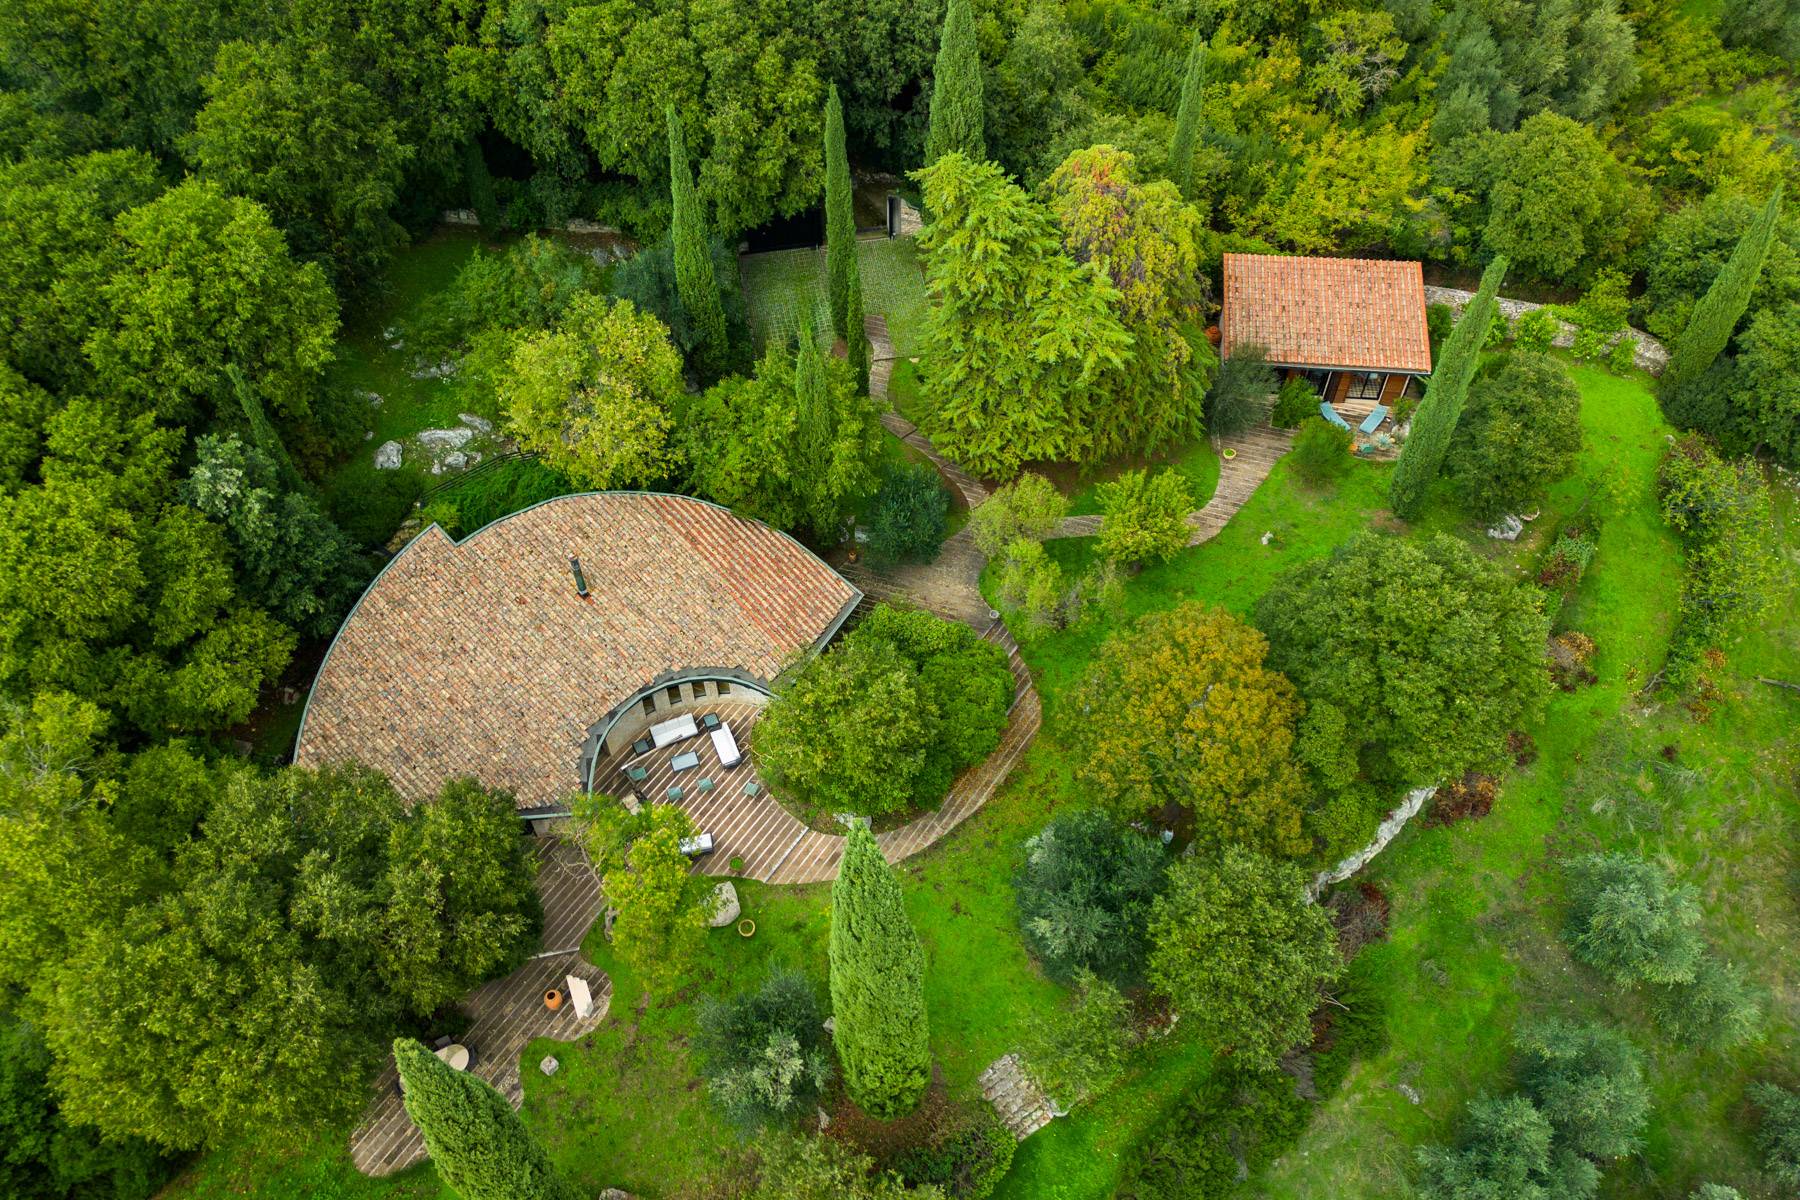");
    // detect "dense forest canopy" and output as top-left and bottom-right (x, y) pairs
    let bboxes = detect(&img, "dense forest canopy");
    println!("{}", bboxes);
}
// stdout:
(0, 0), (1795, 1193)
